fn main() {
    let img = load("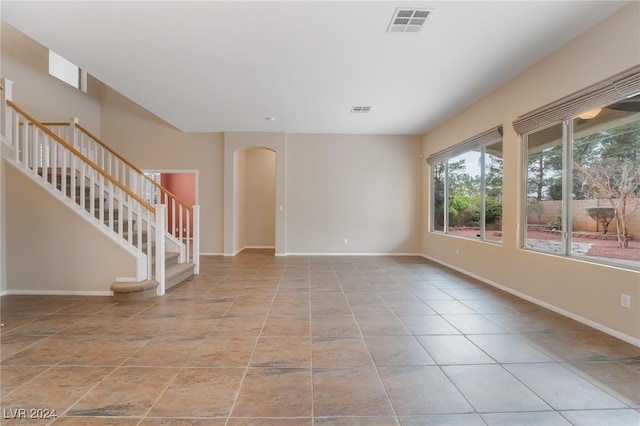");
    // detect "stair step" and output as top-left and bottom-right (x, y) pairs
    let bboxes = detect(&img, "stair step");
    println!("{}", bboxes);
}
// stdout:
(111, 280), (158, 302)
(110, 262), (194, 302)
(164, 262), (195, 289)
